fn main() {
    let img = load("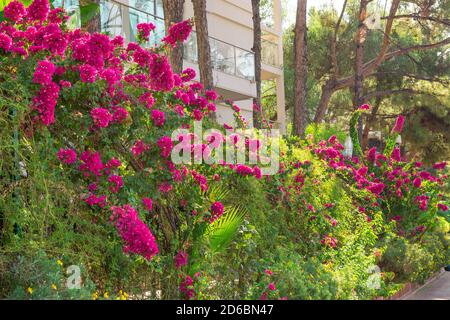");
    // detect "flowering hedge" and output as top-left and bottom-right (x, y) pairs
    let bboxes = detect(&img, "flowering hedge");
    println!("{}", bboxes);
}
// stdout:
(0, 0), (448, 300)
